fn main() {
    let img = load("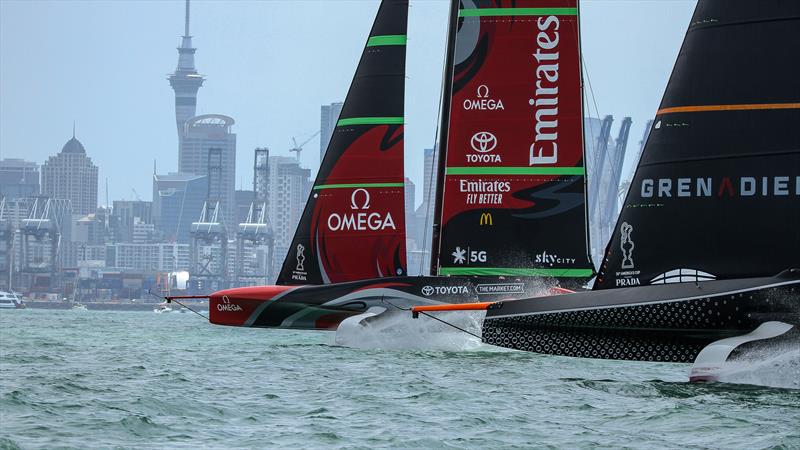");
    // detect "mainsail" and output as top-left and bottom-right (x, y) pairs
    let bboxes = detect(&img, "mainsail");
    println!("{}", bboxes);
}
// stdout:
(432, 0), (594, 279)
(277, 0), (409, 285)
(595, 0), (800, 289)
